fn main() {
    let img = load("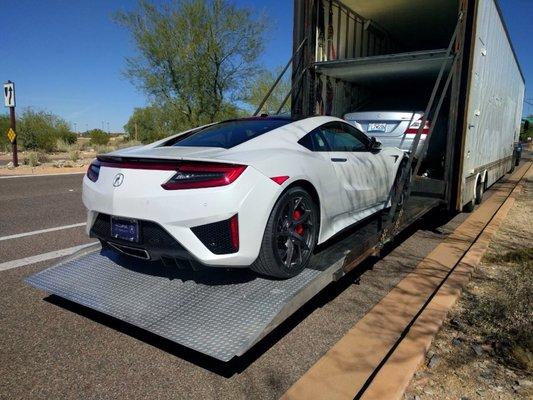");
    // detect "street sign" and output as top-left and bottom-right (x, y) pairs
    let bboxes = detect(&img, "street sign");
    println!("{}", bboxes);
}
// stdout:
(7, 128), (16, 143)
(4, 82), (15, 107)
